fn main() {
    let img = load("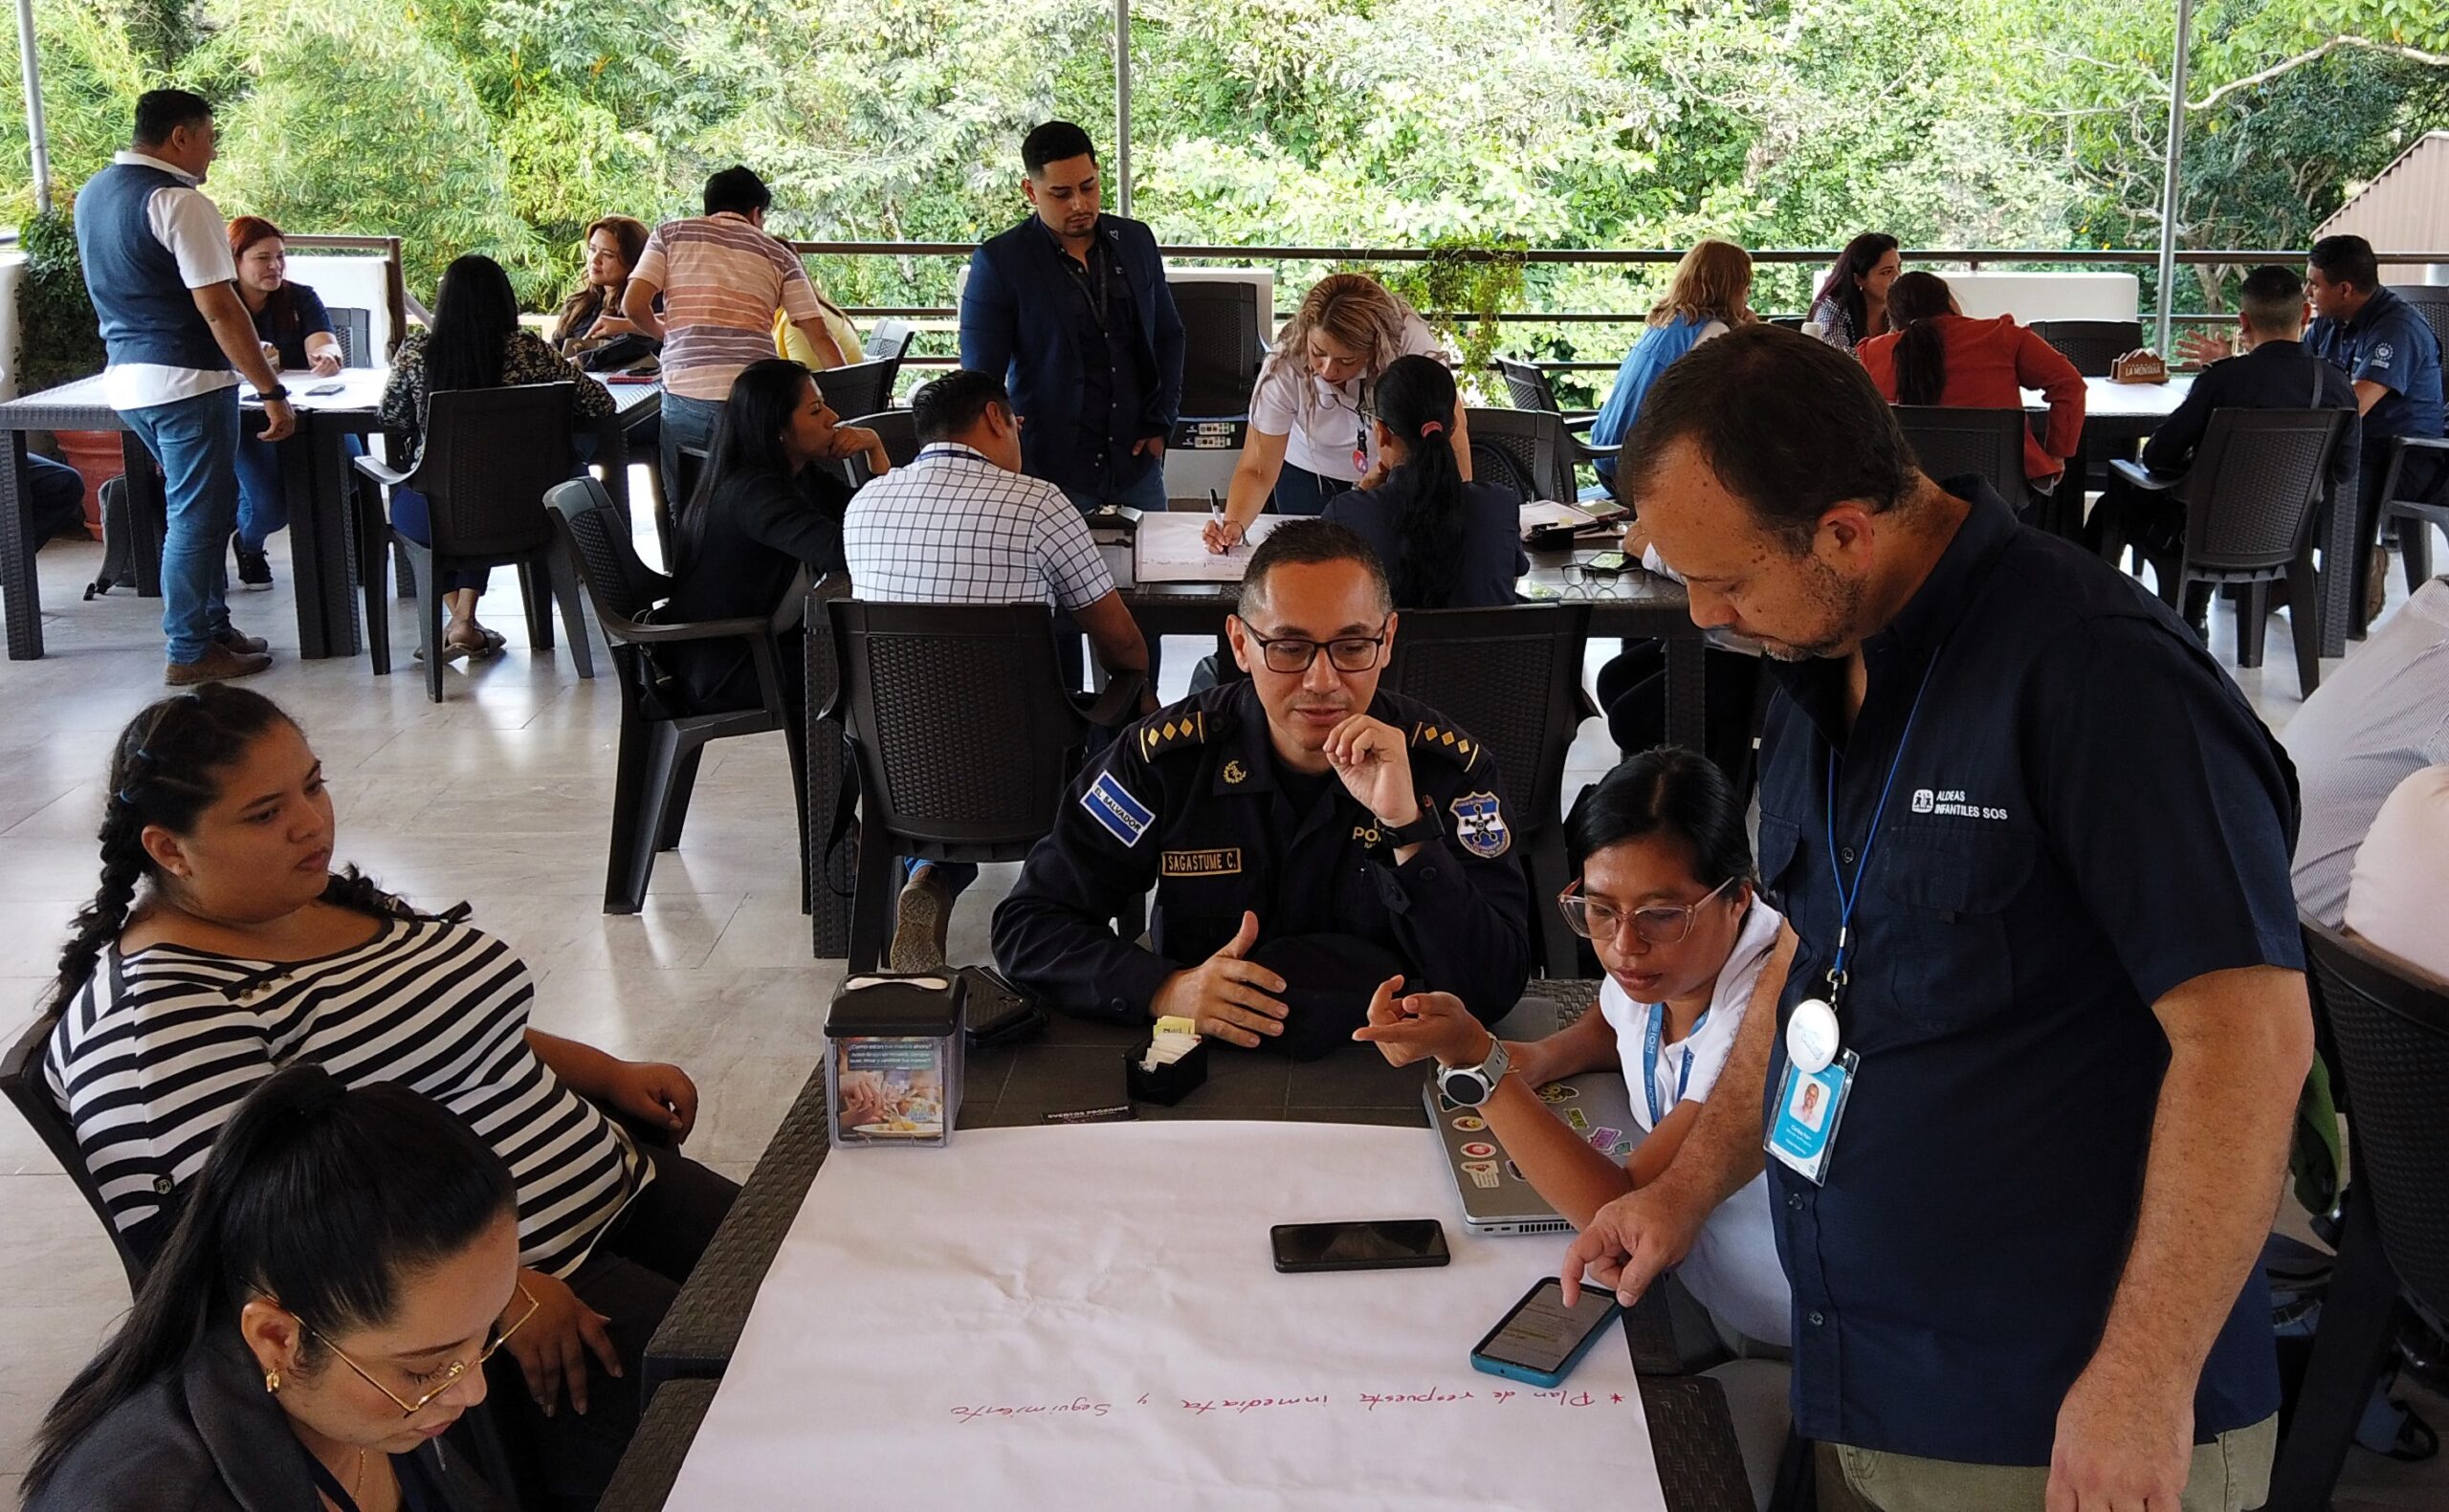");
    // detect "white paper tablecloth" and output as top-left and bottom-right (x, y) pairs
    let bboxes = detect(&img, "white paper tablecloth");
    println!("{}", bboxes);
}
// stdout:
(666, 1121), (1666, 1511)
